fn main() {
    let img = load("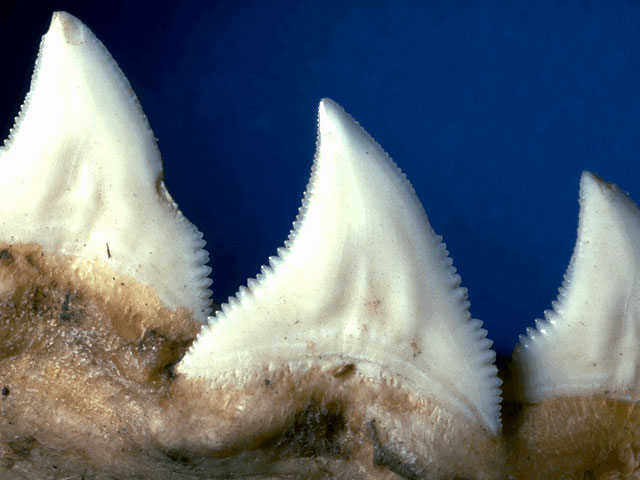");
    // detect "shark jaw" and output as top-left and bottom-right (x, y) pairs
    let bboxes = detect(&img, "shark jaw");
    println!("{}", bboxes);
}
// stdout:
(0, 10), (639, 479)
